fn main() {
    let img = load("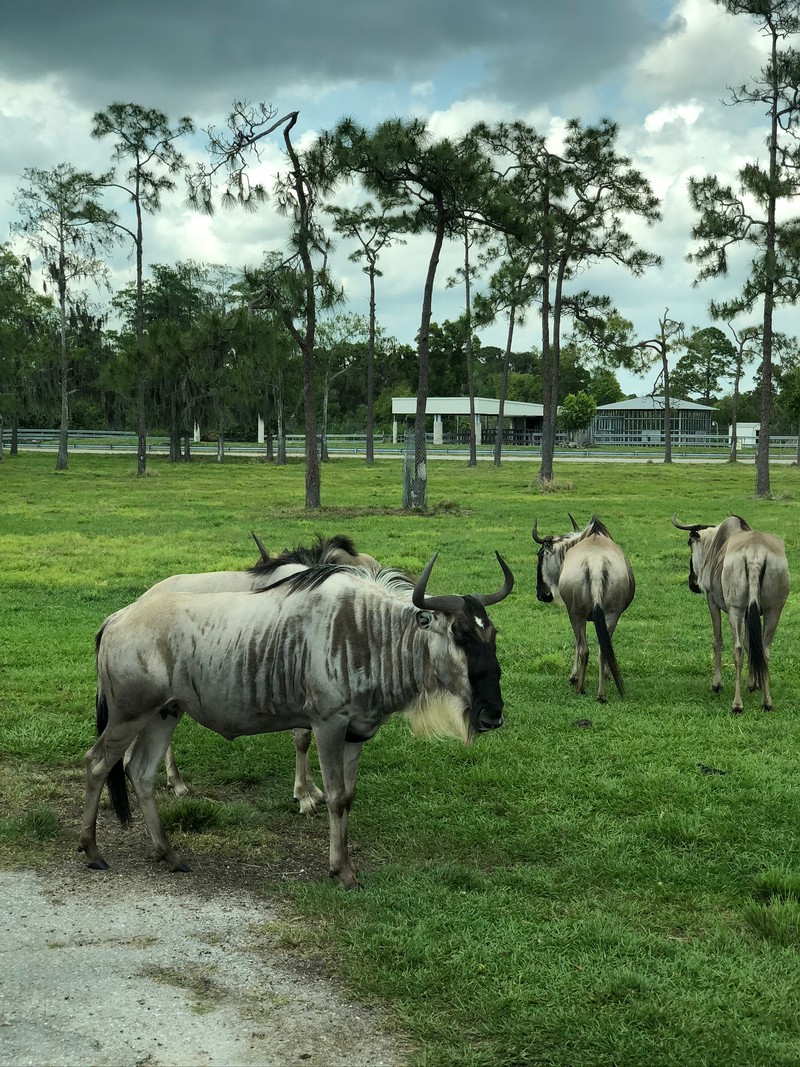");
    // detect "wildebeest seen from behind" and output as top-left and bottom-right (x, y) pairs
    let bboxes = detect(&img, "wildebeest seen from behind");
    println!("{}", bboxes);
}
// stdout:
(533, 515), (635, 702)
(138, 532), (382, 808)
(671, 514), (789, 713)
(80, 553), (514, 889)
